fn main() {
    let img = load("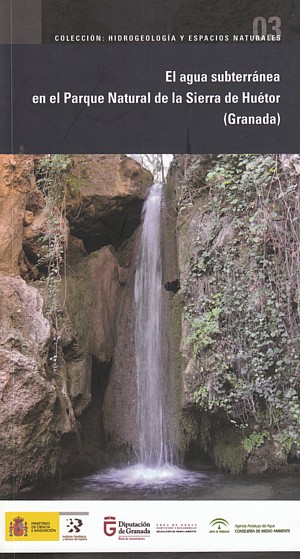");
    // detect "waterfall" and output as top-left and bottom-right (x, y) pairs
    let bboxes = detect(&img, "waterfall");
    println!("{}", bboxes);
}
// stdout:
(134, 183), (171, 467)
